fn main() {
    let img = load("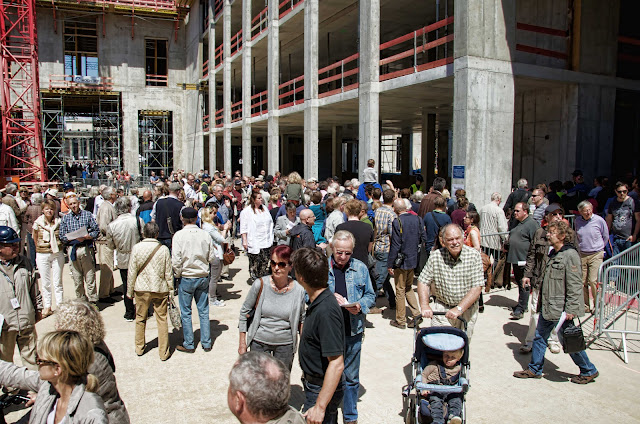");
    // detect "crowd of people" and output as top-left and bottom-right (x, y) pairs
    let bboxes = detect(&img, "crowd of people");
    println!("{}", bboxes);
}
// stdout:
(0, 164), (637, 423)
